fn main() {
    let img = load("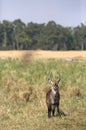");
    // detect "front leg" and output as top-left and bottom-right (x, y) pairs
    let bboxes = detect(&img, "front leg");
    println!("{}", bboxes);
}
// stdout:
(48, 106), (52, 118)
(52, 105), (55, 116)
